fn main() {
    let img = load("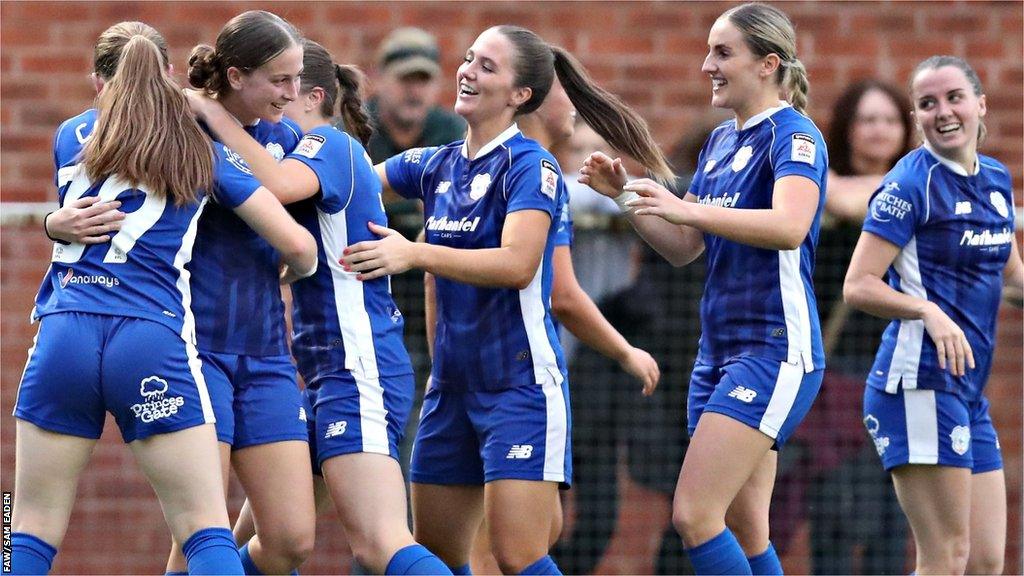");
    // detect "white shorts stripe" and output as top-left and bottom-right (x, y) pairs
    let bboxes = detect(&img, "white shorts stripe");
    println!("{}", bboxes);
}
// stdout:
(541, 375), (568, 483)
(759, 360), (804, 437)
(355, 372), (390, 455)
(904, 389), (939, 464)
